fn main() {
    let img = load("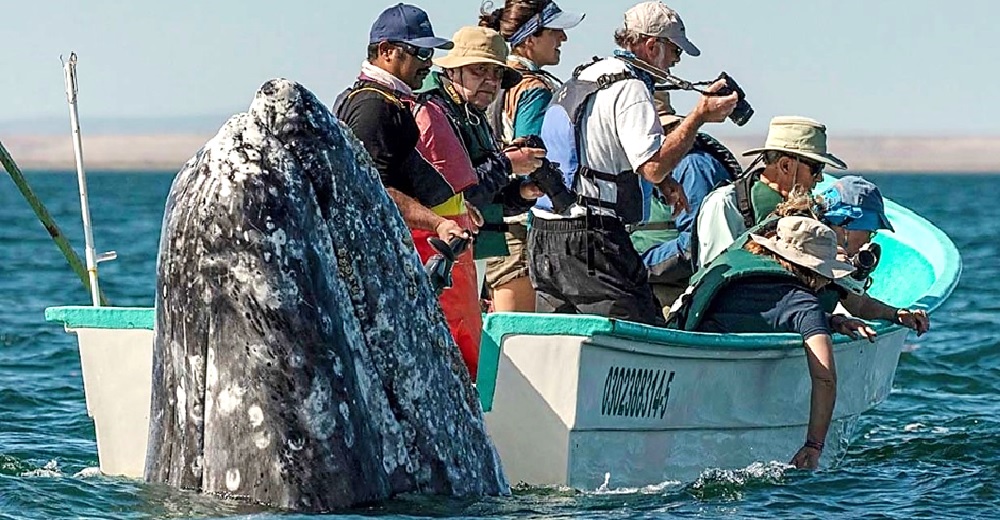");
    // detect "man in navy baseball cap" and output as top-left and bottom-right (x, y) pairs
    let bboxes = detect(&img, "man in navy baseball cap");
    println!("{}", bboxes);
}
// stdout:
(333, 3), (471, 279)
(369, 3), (454, 50)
